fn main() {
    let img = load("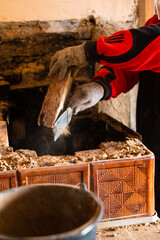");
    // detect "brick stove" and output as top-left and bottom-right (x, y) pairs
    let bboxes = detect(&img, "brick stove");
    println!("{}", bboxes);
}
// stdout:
(0, 102), (157, 226)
